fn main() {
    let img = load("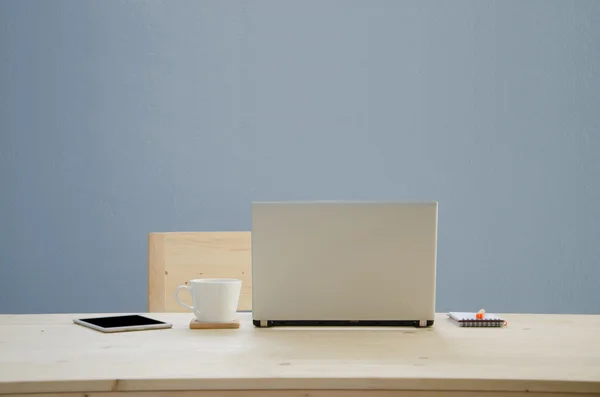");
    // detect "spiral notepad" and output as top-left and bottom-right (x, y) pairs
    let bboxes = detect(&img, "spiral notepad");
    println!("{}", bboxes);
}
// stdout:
(448, 312), (506, 327)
